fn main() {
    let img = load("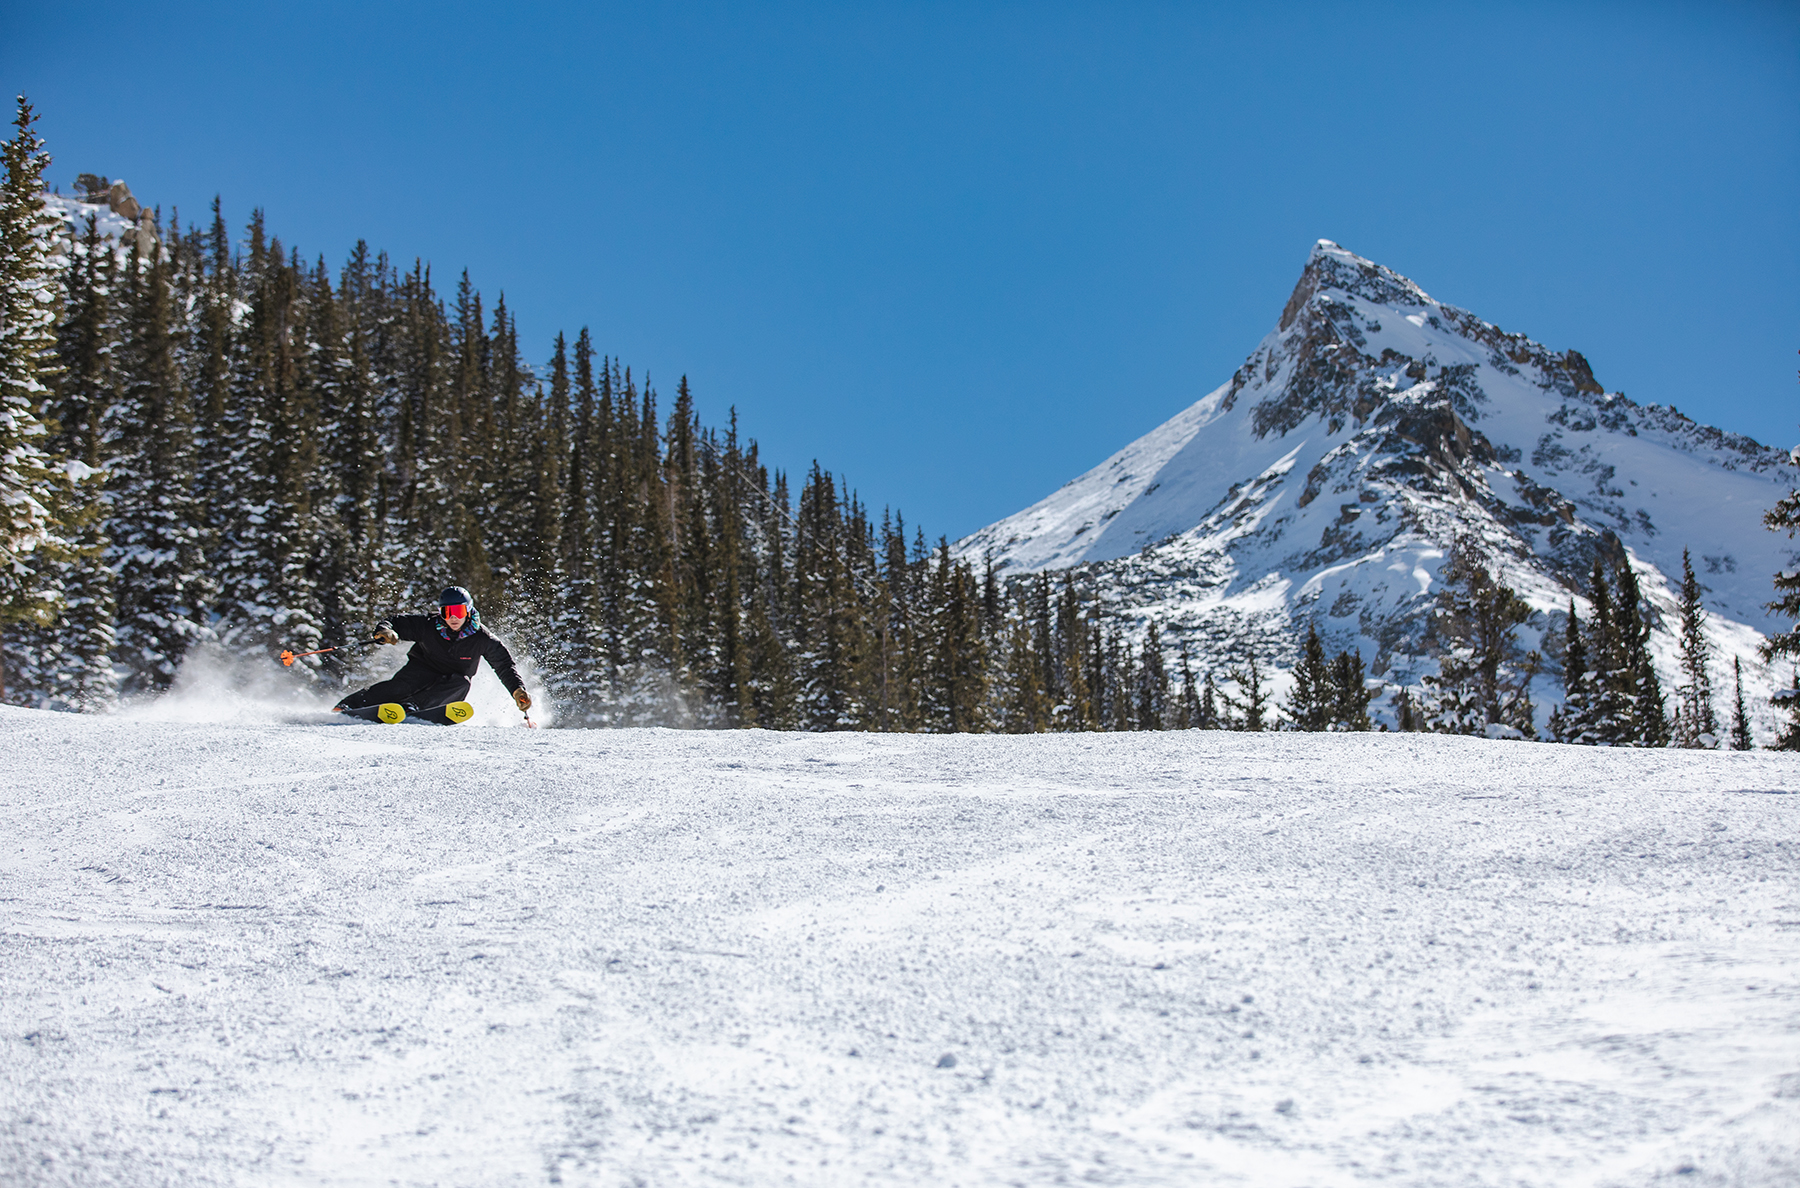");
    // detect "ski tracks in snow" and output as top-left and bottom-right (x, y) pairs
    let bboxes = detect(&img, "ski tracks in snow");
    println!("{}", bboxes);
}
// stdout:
(3, 709), (1799, 1186)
